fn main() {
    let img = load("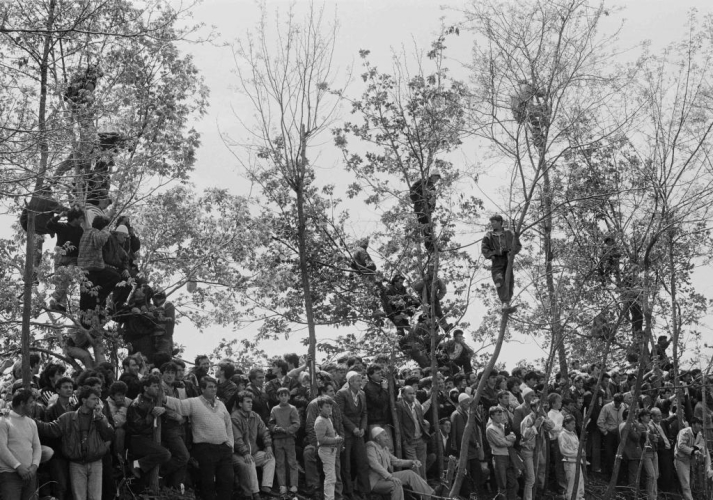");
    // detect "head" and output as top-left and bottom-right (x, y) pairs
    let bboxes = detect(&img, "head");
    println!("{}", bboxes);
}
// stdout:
(216, 362), (235, 381)
(78, 386), (102, 410)
(439, 417), (452, 435)
(67, 207), (85, 226)
(122, 356), (141, 376)
(55, 376), (75, 398)
(161, 362), (178, 385)
(563, 414), (576, 432)
(548, 392), (562, 411)
(429, 169), (442, 183)
(92, 215), (110, 231)
(114, 224), (129, 243)
(367, 364), (383, 383)
(691, 417), (703, 434)
(200, 376), (218, 400)
(523, 371), (538, 388)
(497, 390), (510, 408)
(109, 381), (128, 404)
(638, 408), (651, 424)
(458, 393), (472, 411)
(650, 407), (663, 424)
(236, 390), (253, 412)
(489, 214), (504, 231)
(613, 393), (624, 409)
(370, 426), (390, 447)
(173, 359), (186, 381)
(317, 396), (333, 417)
(284, 353), (300, 370)
(489, 406), (504, 423)
(401, 385), (416, 404)
(346, 371), (362, 390)
(248, 368), (265, 388)
(277, 387), (290, 405)
(141, 375), (161, 399)
(195, 355), (210, 372)
(453, 329), (464, 342)
(152, 290), (166, 307)
(271, 359), (288, 378)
